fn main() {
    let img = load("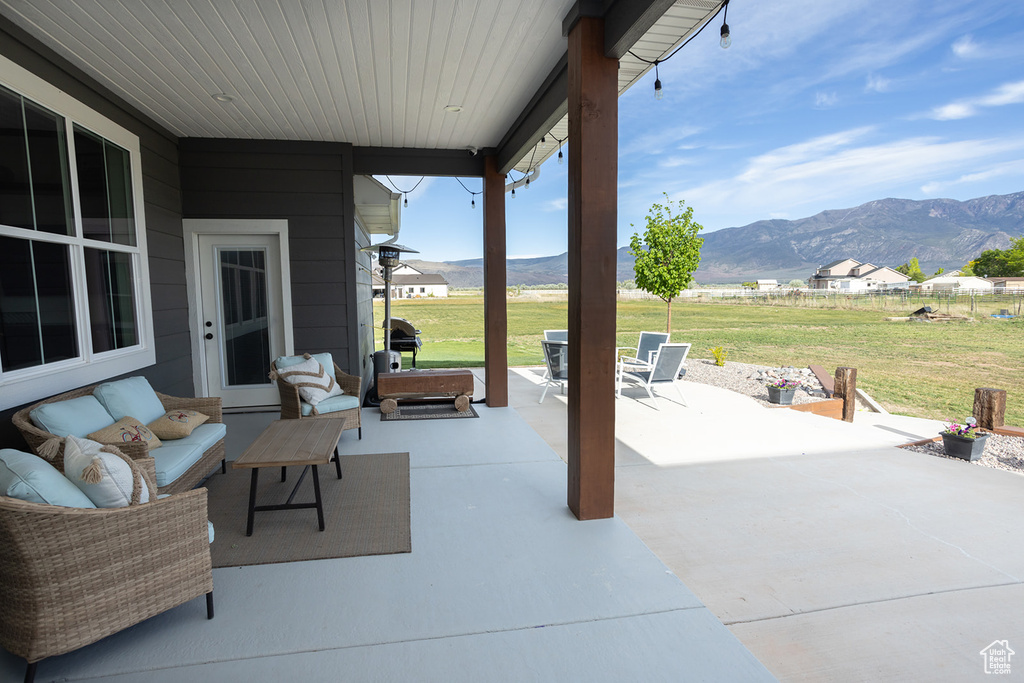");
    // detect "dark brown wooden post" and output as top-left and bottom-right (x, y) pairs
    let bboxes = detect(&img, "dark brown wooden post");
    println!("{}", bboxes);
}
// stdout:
(834, 367), (857, 423)
(566, 15), (618, 520)
(973, 388), (1006, 430)
(483, 155), (508, 408)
